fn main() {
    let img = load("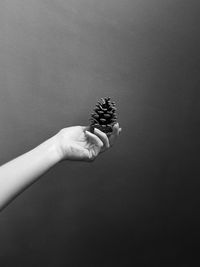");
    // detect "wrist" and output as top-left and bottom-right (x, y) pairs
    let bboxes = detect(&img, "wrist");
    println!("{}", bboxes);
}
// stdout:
(40, 135), (63, 165)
